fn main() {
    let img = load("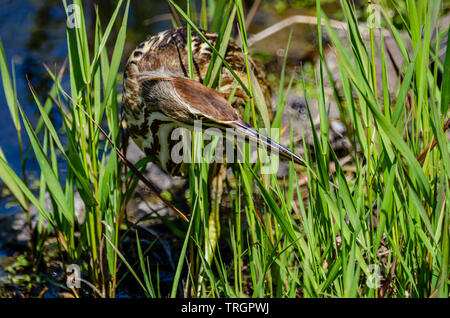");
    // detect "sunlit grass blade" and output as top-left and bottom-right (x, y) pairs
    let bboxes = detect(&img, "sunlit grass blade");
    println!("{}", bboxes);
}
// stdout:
(17, 104), (73, 225)
(0, 39), (20, 130)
